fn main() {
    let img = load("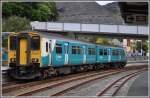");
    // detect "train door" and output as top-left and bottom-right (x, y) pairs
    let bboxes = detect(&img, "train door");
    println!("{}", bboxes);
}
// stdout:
(48, 40), (52, 66)
(83, 45), (86, 64)
(108, 48), (111, 62)
(64, 42), (69, 65)
(19, 38), (28, 65)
